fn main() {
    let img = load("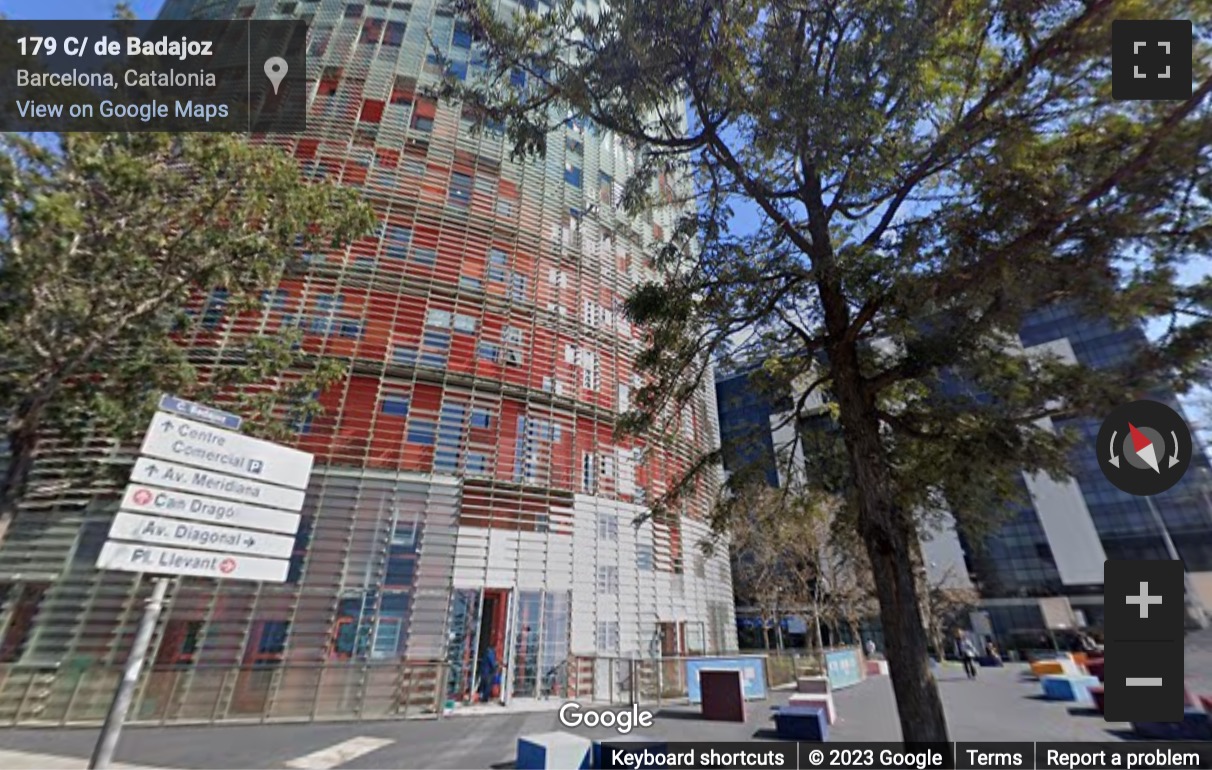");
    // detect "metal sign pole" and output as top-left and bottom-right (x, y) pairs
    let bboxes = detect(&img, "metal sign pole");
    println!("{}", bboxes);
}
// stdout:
(88, 576), (169, 770)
